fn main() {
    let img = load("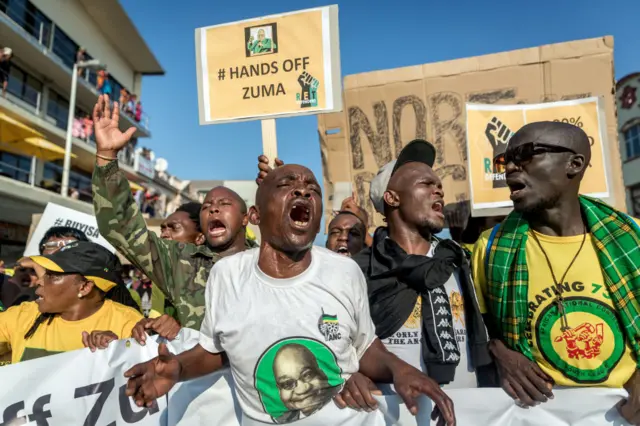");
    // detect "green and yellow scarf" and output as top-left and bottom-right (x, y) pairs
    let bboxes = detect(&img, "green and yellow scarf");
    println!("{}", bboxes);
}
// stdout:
(485, 195), (640, 365)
